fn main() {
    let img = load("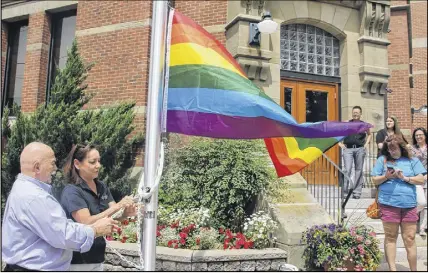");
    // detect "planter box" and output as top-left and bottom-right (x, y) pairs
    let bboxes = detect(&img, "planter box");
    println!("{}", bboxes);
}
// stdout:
(104, 241), (288, 271)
